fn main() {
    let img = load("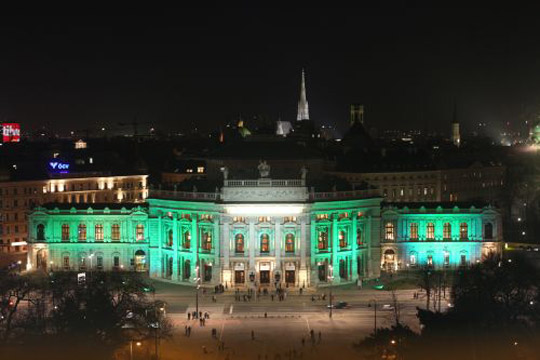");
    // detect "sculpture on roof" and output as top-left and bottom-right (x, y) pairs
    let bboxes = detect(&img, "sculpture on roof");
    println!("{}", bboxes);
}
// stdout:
(300, 166), (308, 181)
(257, 160), (271, 178)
